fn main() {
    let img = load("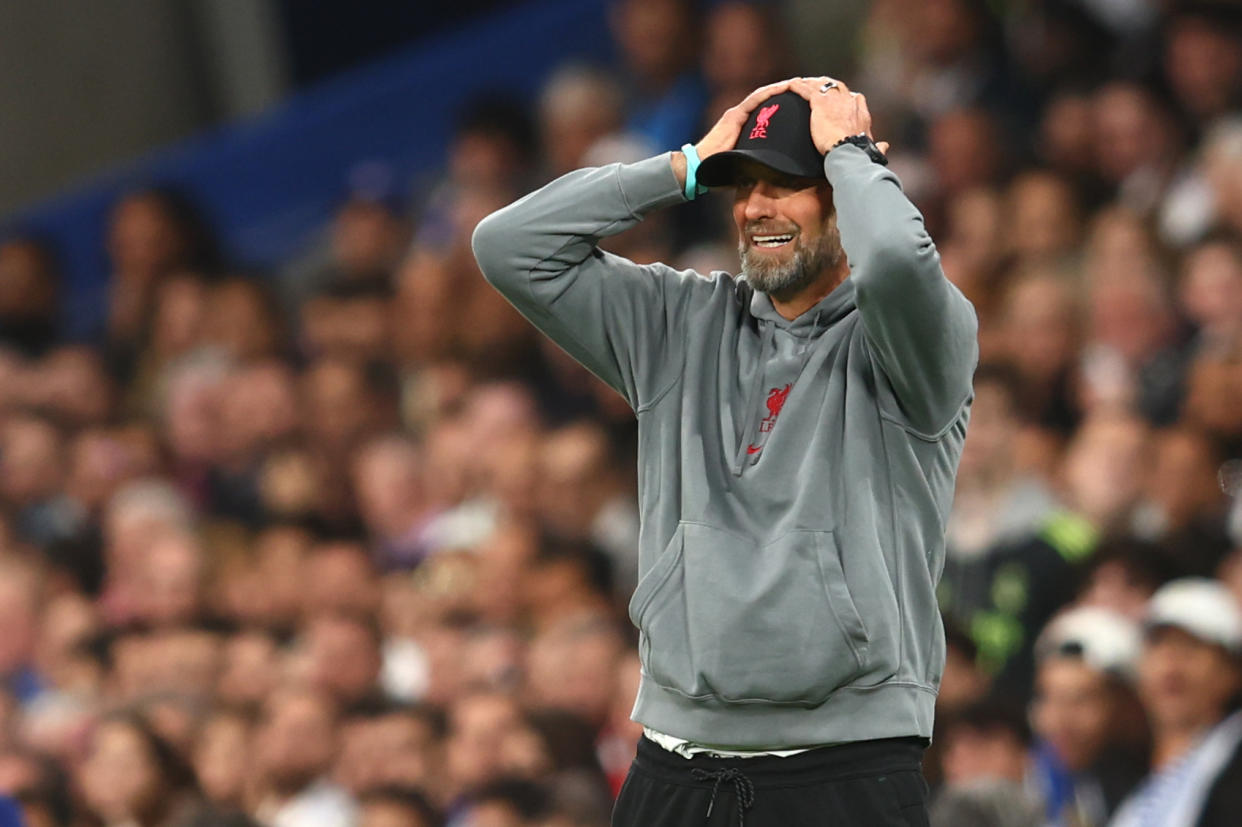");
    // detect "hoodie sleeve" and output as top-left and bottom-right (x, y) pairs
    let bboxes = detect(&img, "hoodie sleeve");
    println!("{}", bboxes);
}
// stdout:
(471, 154), (695, 411)
(826, 144), (979, 435)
